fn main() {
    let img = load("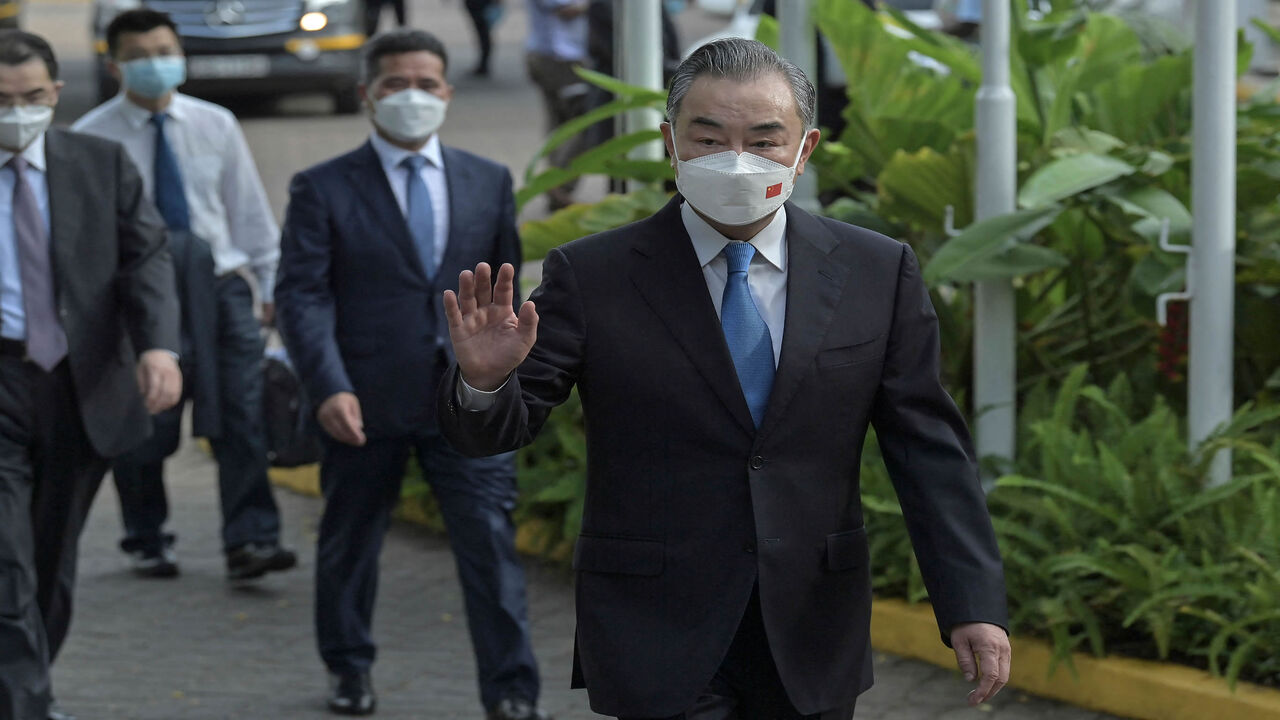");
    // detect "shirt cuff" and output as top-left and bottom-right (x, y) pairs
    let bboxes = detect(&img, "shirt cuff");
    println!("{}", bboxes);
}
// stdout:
(145, 349), (181, 362)
(455, 373), (511, 411)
